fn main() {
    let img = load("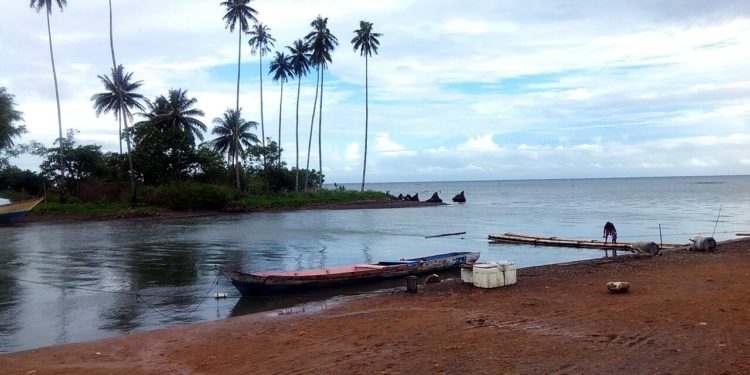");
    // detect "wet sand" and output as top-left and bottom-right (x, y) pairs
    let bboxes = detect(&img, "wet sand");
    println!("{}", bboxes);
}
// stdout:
(2, 238), (749, 374)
